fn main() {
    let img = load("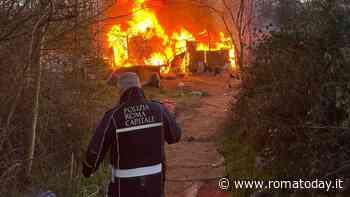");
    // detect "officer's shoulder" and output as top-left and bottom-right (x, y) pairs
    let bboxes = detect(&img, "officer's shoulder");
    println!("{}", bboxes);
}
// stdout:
(105, 104), (124, 116)
(148, 100), (165, 109)
(150, 100), (163, 104)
